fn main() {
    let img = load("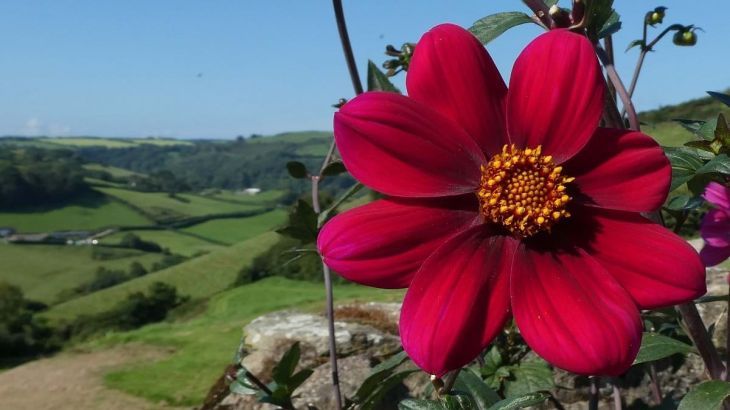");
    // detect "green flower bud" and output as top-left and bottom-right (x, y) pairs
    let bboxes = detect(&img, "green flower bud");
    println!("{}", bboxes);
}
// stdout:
(673, 28), (697, 46)
(647, 7), (667, 26)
